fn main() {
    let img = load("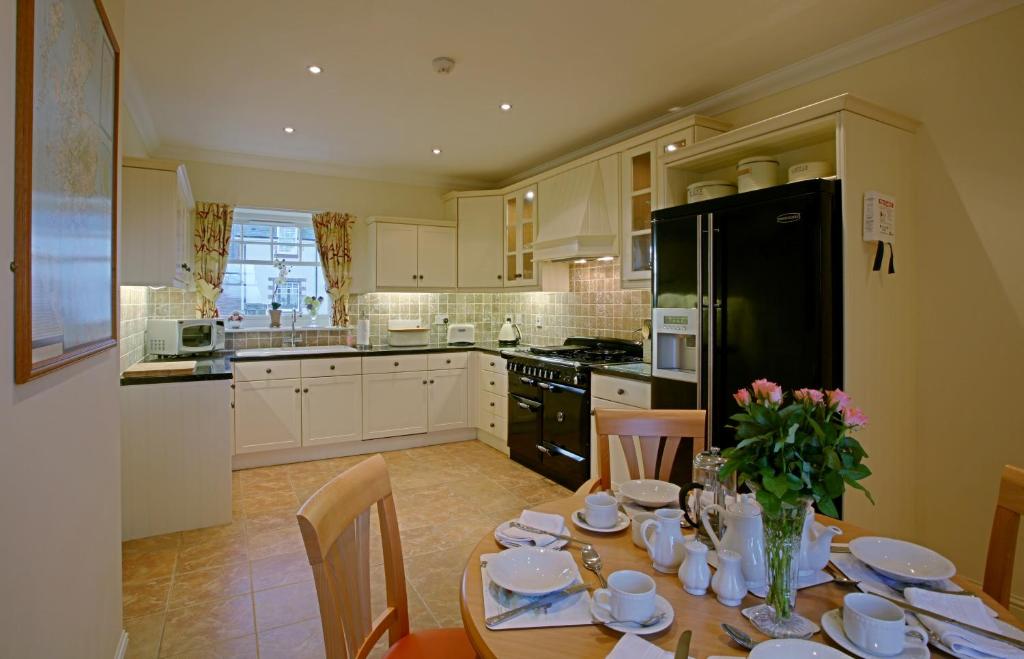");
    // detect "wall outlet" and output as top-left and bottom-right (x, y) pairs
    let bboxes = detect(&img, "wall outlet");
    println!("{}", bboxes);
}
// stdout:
(535, 315), (543, 328)
(433, 314), (449, 325)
